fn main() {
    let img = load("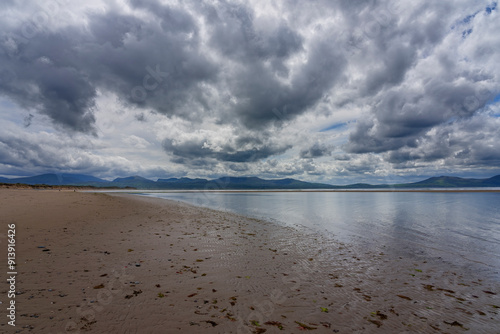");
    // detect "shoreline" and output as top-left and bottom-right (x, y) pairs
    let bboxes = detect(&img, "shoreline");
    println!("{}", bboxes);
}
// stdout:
(1, 189), (498, 333)
(4, 183), (500, 192)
